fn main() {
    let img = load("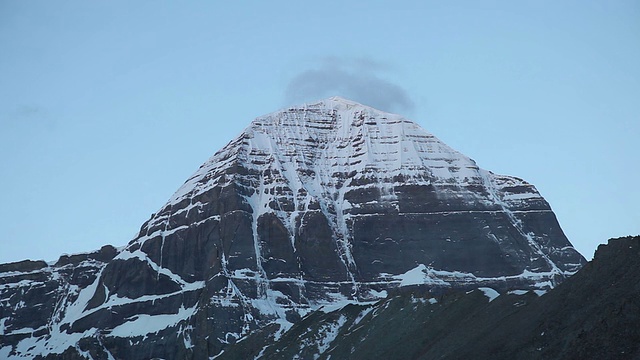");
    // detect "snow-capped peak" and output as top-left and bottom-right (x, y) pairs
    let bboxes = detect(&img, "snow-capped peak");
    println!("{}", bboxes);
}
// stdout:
(315, 96), (392, 115)
(167, 97), (489, 207)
